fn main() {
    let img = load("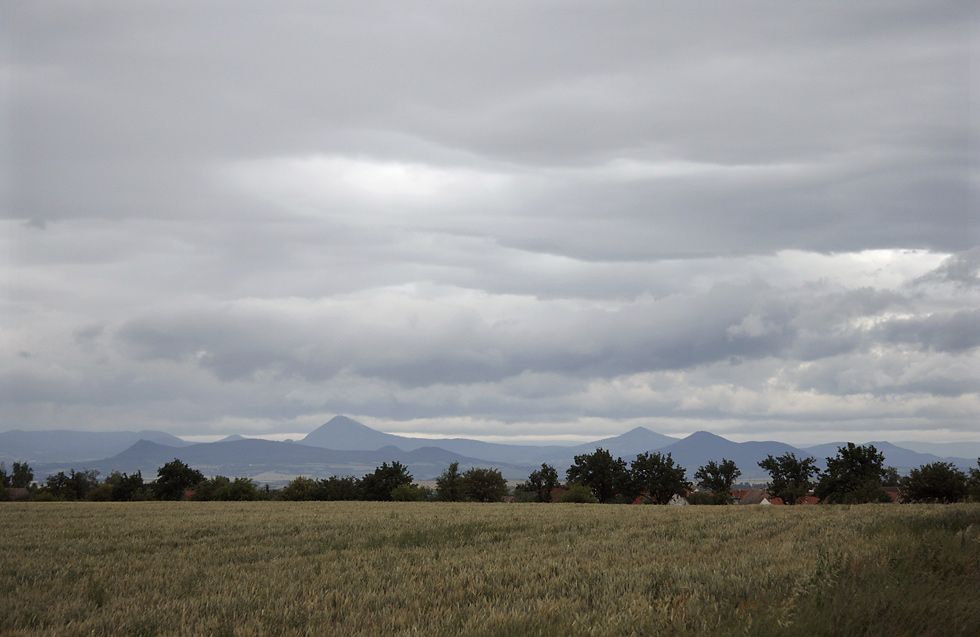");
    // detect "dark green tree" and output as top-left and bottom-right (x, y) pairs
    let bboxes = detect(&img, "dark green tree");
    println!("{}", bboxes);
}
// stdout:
(435, 461), (467, 502)
(154, 458), (204, 500)
(900, 462), (968, 503)
(192, 475), (230, 501)
(518, 463), (560, 502)
(881, 466), (901, 488)
(220, 477), (259, 501)
(969, 459), (980, 502)
(359, 462), (414, 501)
(192, 476), (258, 501)
(814, 443), (890, 504)
(105, 470), (145, 501)
(320, 475), (362, 500)
(44, 468), (100, 501)
(565, 448), (628, 504)
(694, 459), (741, 504)
(462, 467), (508, 502)
(11, 462), (34, 489)
(758, 453), (819, 505)
(630, 452), (691, 505)
(280, 476), (319, 501)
